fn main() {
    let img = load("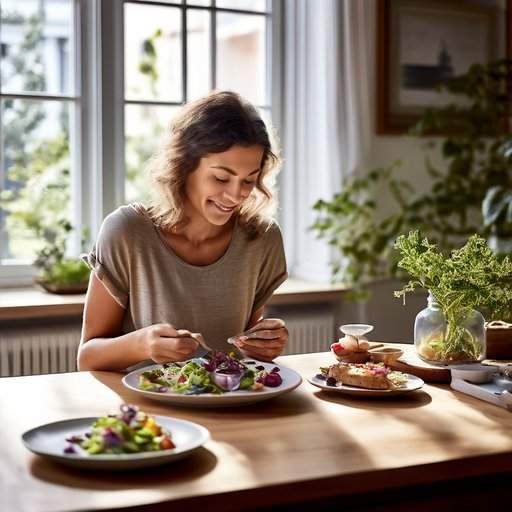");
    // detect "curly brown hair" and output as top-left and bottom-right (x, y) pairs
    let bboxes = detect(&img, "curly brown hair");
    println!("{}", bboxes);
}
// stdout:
(146, 90), (281, 237)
